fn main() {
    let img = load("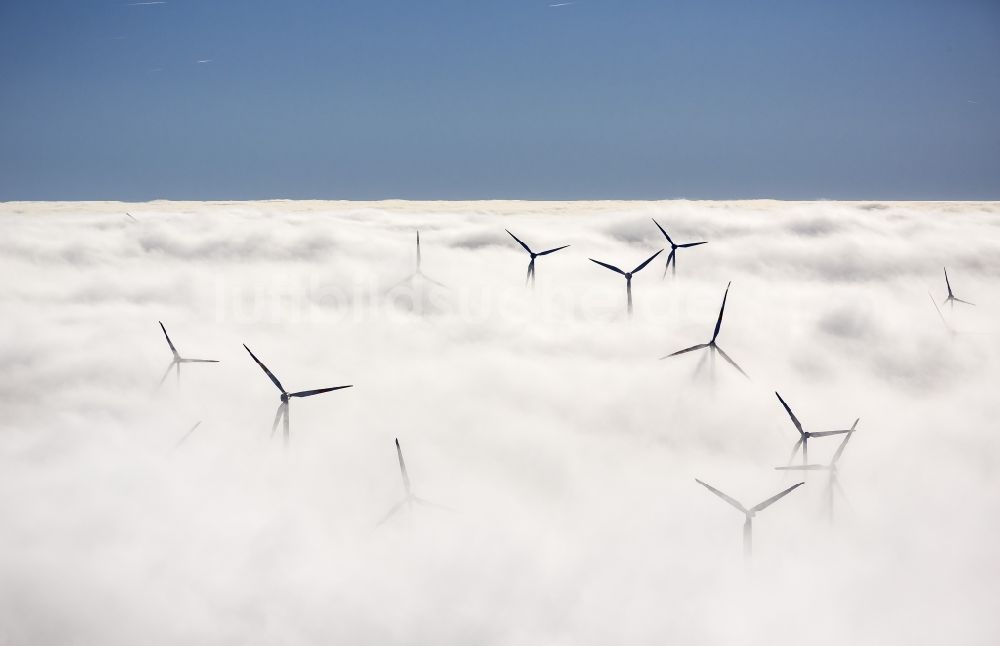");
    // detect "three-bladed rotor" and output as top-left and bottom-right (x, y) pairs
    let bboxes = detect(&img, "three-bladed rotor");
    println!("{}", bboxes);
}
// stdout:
(660, 282), (749, 379)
